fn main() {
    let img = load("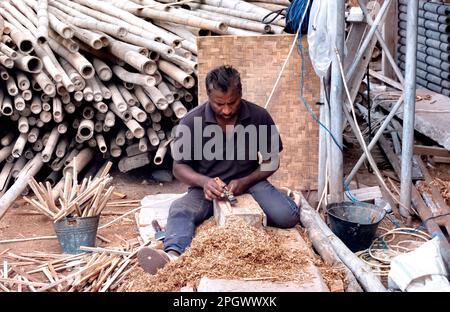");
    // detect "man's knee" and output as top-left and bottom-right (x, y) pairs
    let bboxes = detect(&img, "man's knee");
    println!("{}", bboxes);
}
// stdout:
(265, 198), (299, 228)
(168, 197), (196, 220)
(168, 190), (212, 222)
(248, 181), (300, 228)
(269, 211), (299, 228)
(247, 179), (272, 194)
